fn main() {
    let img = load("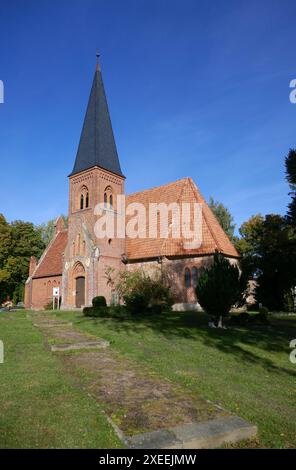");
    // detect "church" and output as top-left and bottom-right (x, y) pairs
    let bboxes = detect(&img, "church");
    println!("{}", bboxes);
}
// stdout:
(24, 60), (239, 310)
